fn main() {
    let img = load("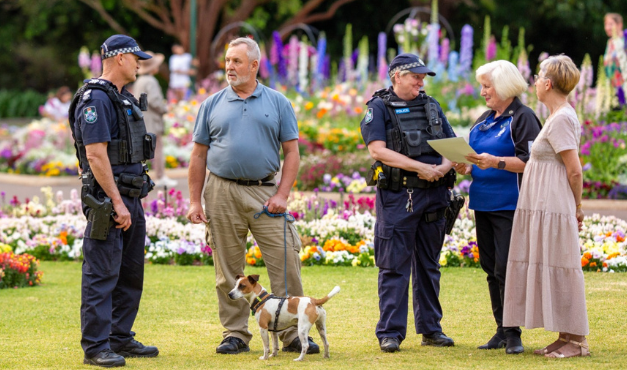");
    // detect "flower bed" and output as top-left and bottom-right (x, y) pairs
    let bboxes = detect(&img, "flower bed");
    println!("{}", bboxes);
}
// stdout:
(0, 248), (43, 289)
(1, 189), (626, 271)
